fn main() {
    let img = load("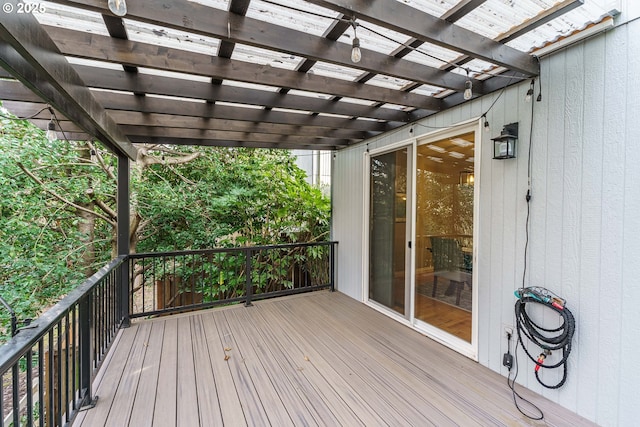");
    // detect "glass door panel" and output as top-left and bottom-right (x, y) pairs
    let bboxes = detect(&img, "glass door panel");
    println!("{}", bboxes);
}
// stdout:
(369, 148), (408, 316)
(414, 132), (474, 342)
